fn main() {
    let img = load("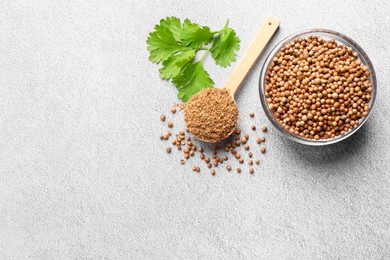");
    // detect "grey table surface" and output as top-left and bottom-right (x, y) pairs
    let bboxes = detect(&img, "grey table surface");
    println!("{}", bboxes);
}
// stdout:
(1, 0), (390, 259)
